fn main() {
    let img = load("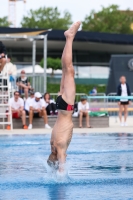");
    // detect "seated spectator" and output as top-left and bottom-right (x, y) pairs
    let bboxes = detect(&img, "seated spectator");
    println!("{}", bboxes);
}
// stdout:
(28, 92), (51, 129)
(25, 91), (35, 115)
(6, 91), (28, 130)
(2, 55), (17, 89)
(43, 92), (58, 115)
(78, 96), (91, 128)
(72, 101), (79, 117)
(89, 87), (97, 96)
(16, 70), (33, 99)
